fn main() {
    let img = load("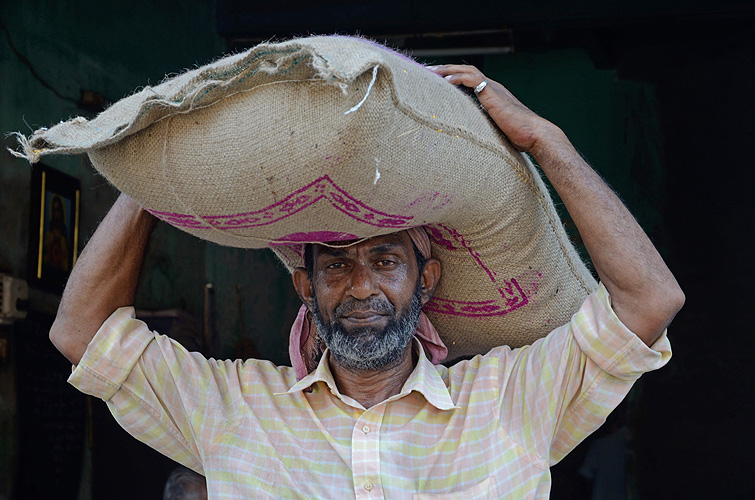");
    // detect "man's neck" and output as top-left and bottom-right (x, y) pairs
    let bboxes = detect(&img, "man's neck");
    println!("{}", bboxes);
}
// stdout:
(329, 345), (417, 409)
